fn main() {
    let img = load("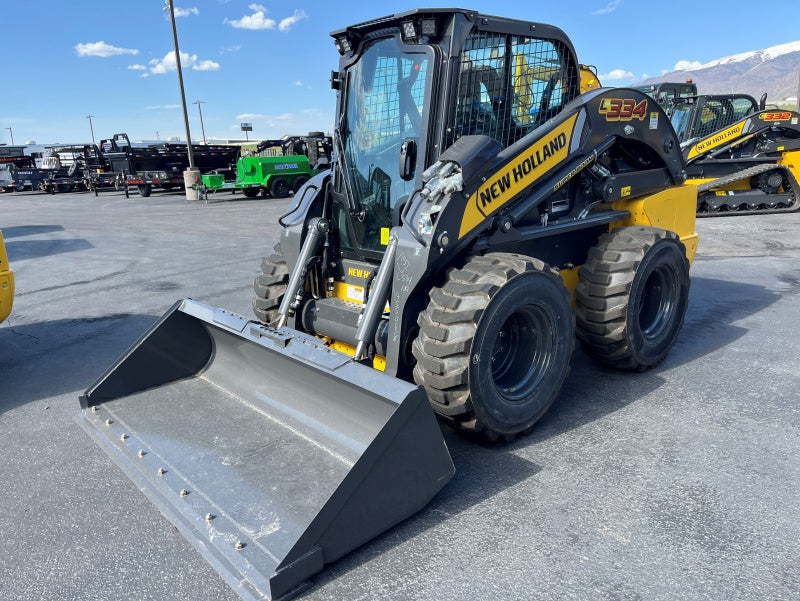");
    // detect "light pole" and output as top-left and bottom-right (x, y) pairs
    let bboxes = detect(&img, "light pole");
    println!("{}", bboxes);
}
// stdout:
(164, 0), (200, 200)
(193, 100), (207, 144)
(86, 115), (96, 144)
(5, 127), (13, 145)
